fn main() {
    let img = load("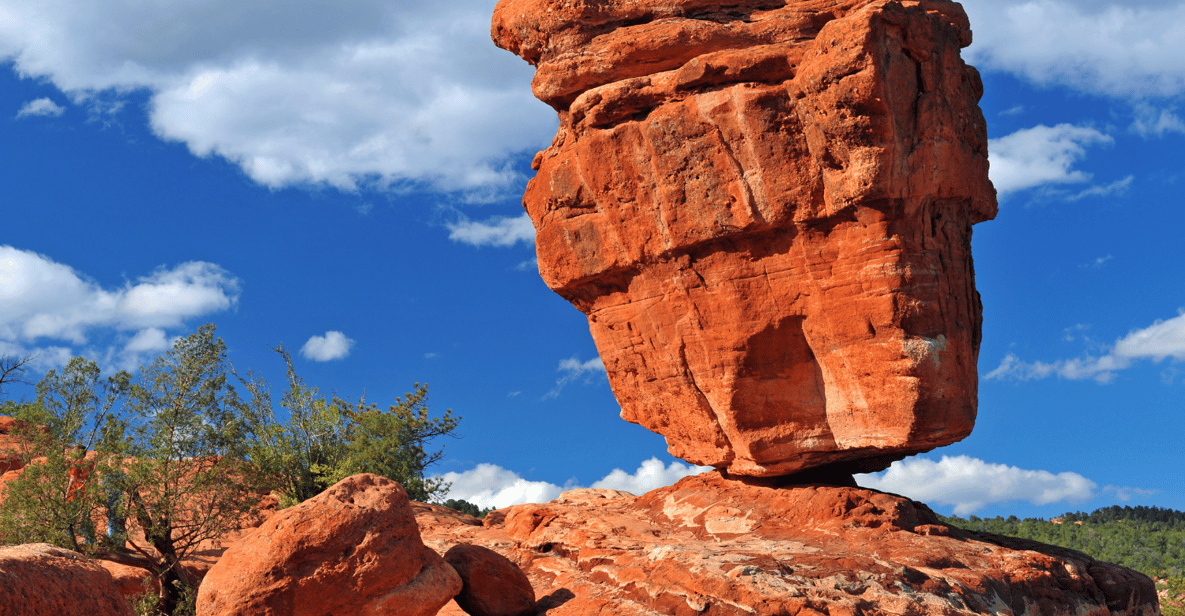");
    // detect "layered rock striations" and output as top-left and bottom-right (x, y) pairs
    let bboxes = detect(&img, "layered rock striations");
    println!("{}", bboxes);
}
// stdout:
(421, 476), (1159, 616)
(493, 0), (998, 476)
